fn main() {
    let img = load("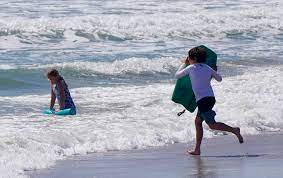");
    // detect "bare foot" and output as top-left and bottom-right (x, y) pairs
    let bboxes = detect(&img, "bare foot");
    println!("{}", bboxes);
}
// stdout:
(187, 150), (201, 155)
(234, 127), (244, 143)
